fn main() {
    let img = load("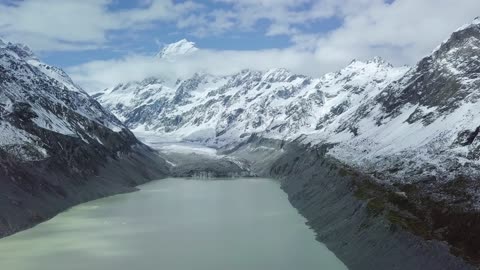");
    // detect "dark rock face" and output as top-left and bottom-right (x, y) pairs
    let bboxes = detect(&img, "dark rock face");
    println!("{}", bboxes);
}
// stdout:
(274, 146), (476, 270)
(0, 145), (167, 237)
